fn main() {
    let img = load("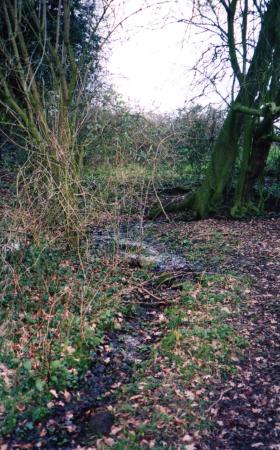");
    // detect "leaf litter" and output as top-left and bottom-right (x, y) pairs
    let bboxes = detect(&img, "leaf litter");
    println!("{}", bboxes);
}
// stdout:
(1, 217), (280, 449)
